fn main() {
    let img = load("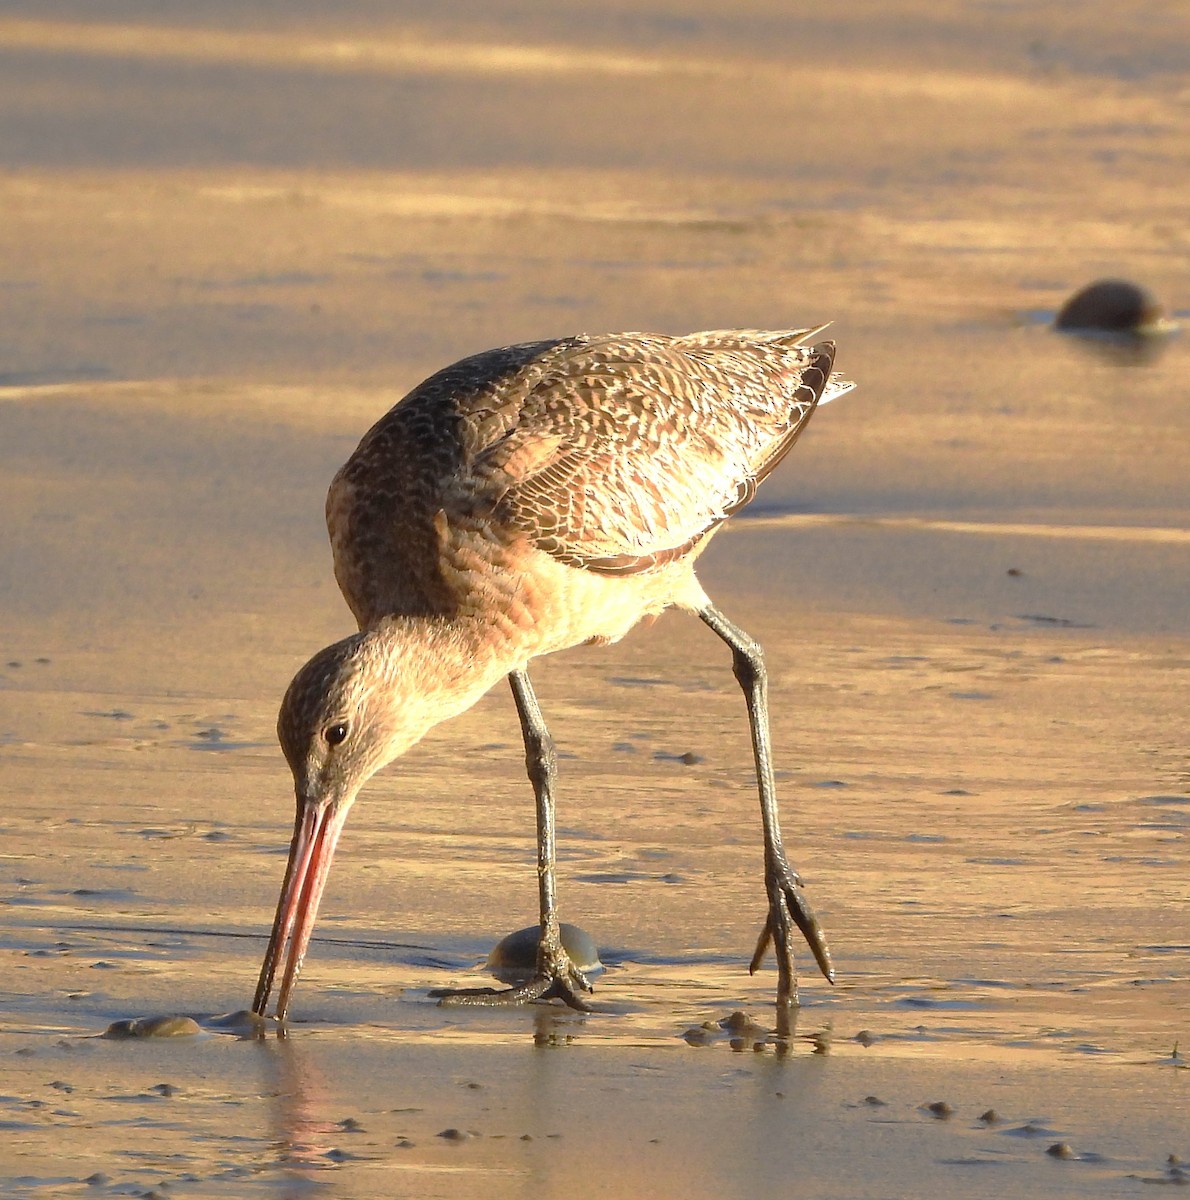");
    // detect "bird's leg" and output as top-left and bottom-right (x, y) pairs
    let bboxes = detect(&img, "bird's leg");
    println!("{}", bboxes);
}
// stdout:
(431, 669), (594, 1011)
(699, 605), (835, 1010)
